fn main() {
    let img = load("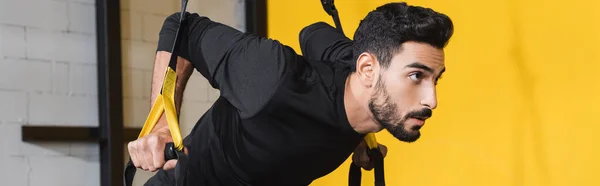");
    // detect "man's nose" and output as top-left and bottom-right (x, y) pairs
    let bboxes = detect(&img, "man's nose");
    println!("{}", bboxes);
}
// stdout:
(420, 88), (438, 109)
